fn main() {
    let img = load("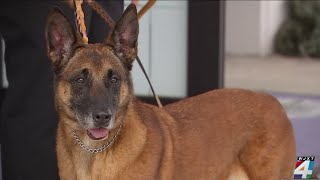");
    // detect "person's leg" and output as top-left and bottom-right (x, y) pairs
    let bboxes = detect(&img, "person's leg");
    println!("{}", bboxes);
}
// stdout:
(0, 2), (73, 179)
